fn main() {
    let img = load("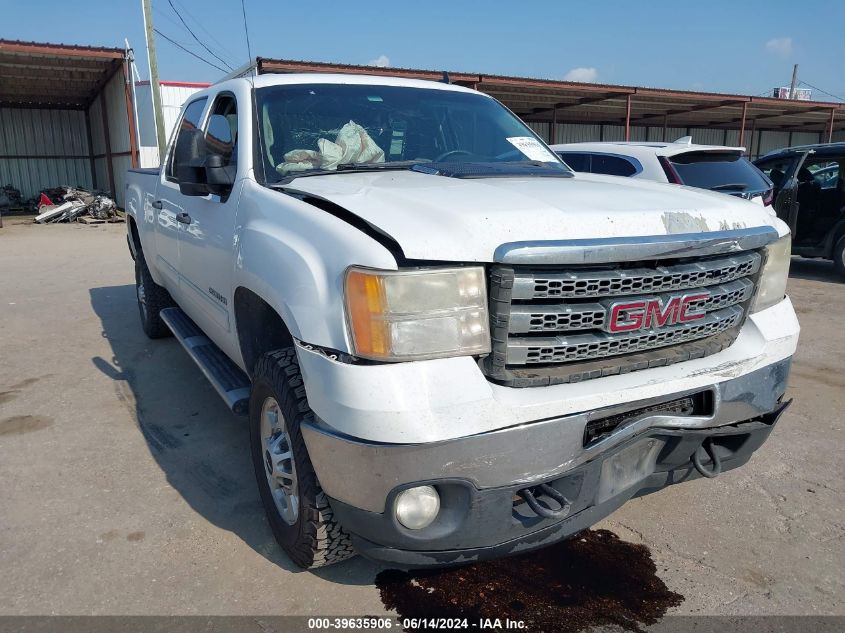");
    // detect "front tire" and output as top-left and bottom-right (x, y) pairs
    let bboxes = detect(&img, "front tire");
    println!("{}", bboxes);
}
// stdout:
(833, 235), (845, 279)
(249, 348), (355, 568)
(134, 253), (174, 339)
